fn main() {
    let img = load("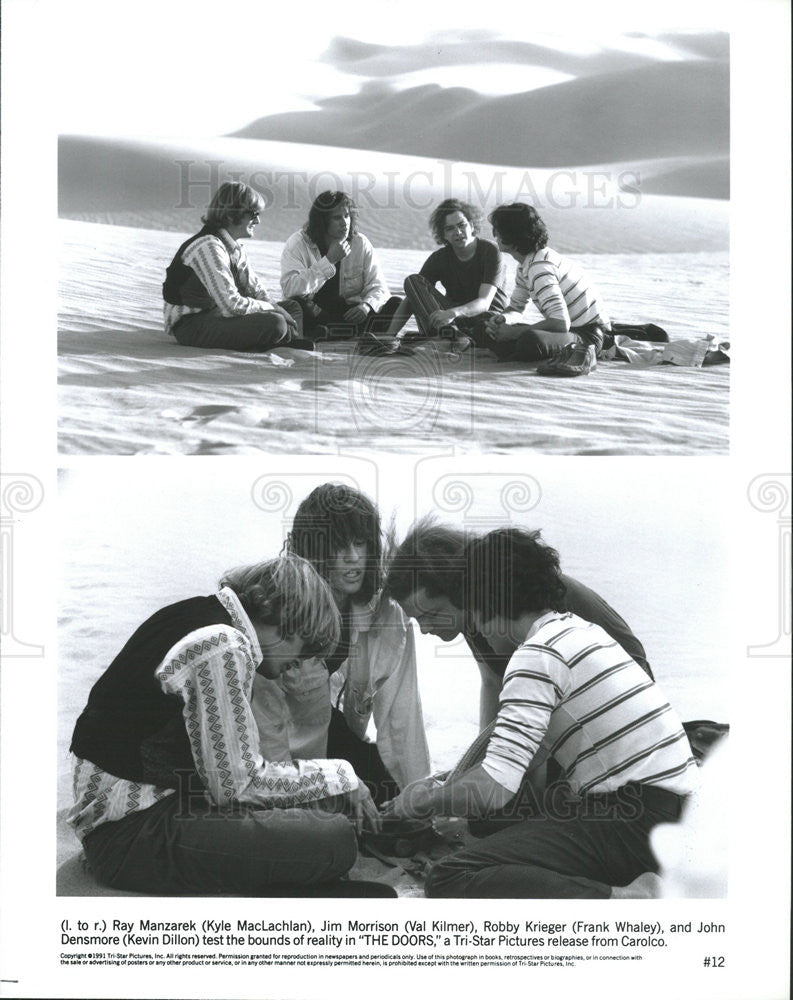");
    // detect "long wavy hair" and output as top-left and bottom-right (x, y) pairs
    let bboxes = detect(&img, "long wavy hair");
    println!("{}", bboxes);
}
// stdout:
(466, 528), (566, 621)
(304, 191), (359, 250)
(286, 483), (383, 604)
(384, 515), (471, 609)
(429, 198), (482, 245)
